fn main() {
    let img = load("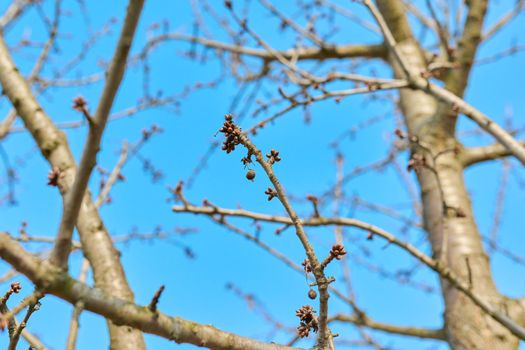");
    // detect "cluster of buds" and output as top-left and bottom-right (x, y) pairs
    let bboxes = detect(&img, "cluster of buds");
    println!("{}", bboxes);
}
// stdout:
(264, 187), (277, 201)
(302, 258), (312, 273)
(141, 124), (162, 141)
(47, 166), (64, 187)
(72, 96), (88, 113)
(407, 153), (426, 173)
(18, 221), (28, 238)
(8, 282), (21, 295)
(266, 149), (281, 165)
(323, 244), (347, 266)
(329, 244), (347, 261)
(219, 114), (241, 153)
(296, 305), (318, 338)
